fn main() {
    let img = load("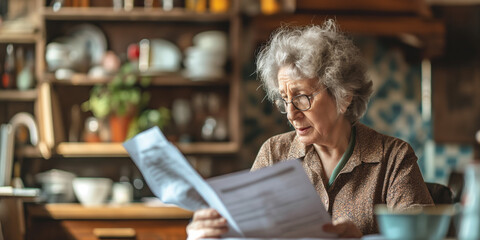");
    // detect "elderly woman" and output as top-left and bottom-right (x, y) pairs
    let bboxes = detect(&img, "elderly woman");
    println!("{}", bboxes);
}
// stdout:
(187, 20), (433, 239)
